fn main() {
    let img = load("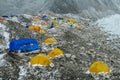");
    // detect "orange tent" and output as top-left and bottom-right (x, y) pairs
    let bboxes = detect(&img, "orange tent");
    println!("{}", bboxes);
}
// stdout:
(29, 25), (40, 32)
(34, 26), (40, 32)
(0, 18), (5, 22)
(32, 16), (41, 22)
